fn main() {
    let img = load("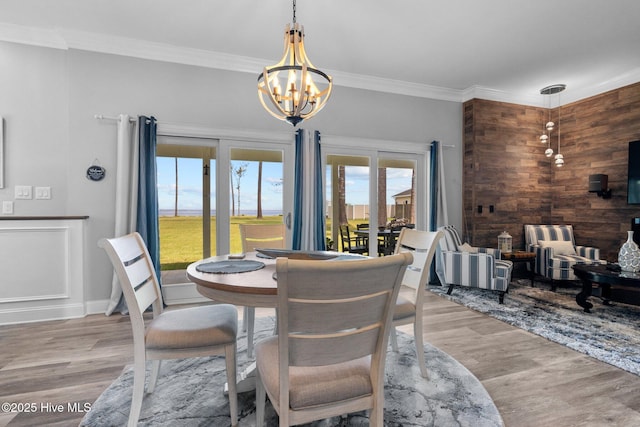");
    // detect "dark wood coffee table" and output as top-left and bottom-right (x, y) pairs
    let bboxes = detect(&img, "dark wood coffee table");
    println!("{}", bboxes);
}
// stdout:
(501, 251), (536, 286)
(572, 264), (640, 313)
